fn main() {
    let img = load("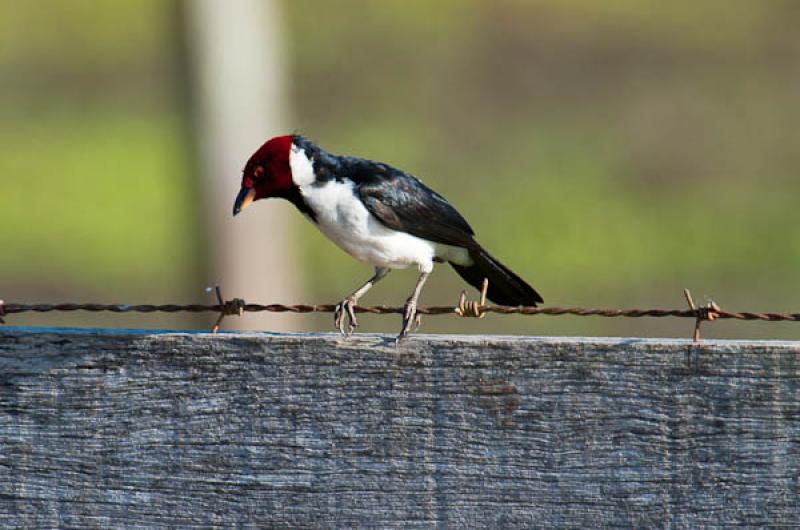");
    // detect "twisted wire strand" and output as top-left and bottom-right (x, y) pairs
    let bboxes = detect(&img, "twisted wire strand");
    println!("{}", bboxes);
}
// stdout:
(2, 302), (799, 322)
